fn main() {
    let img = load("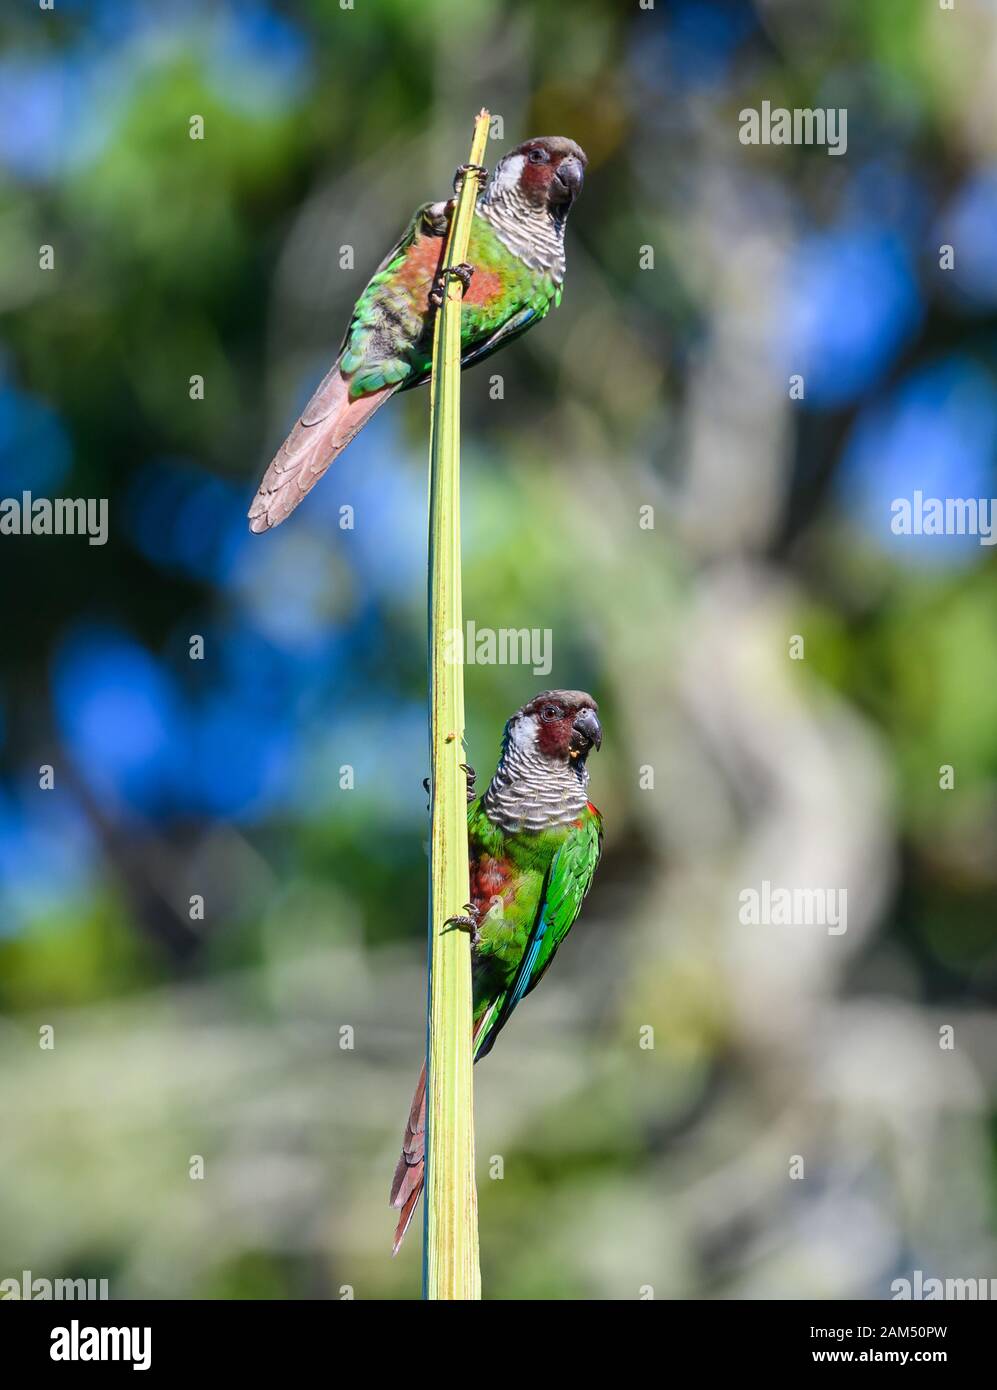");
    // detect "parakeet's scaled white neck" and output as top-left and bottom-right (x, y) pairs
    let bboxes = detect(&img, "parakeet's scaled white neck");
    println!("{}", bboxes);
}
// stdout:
(476, 190), (566, 283)
(482, 742), (589, 834)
